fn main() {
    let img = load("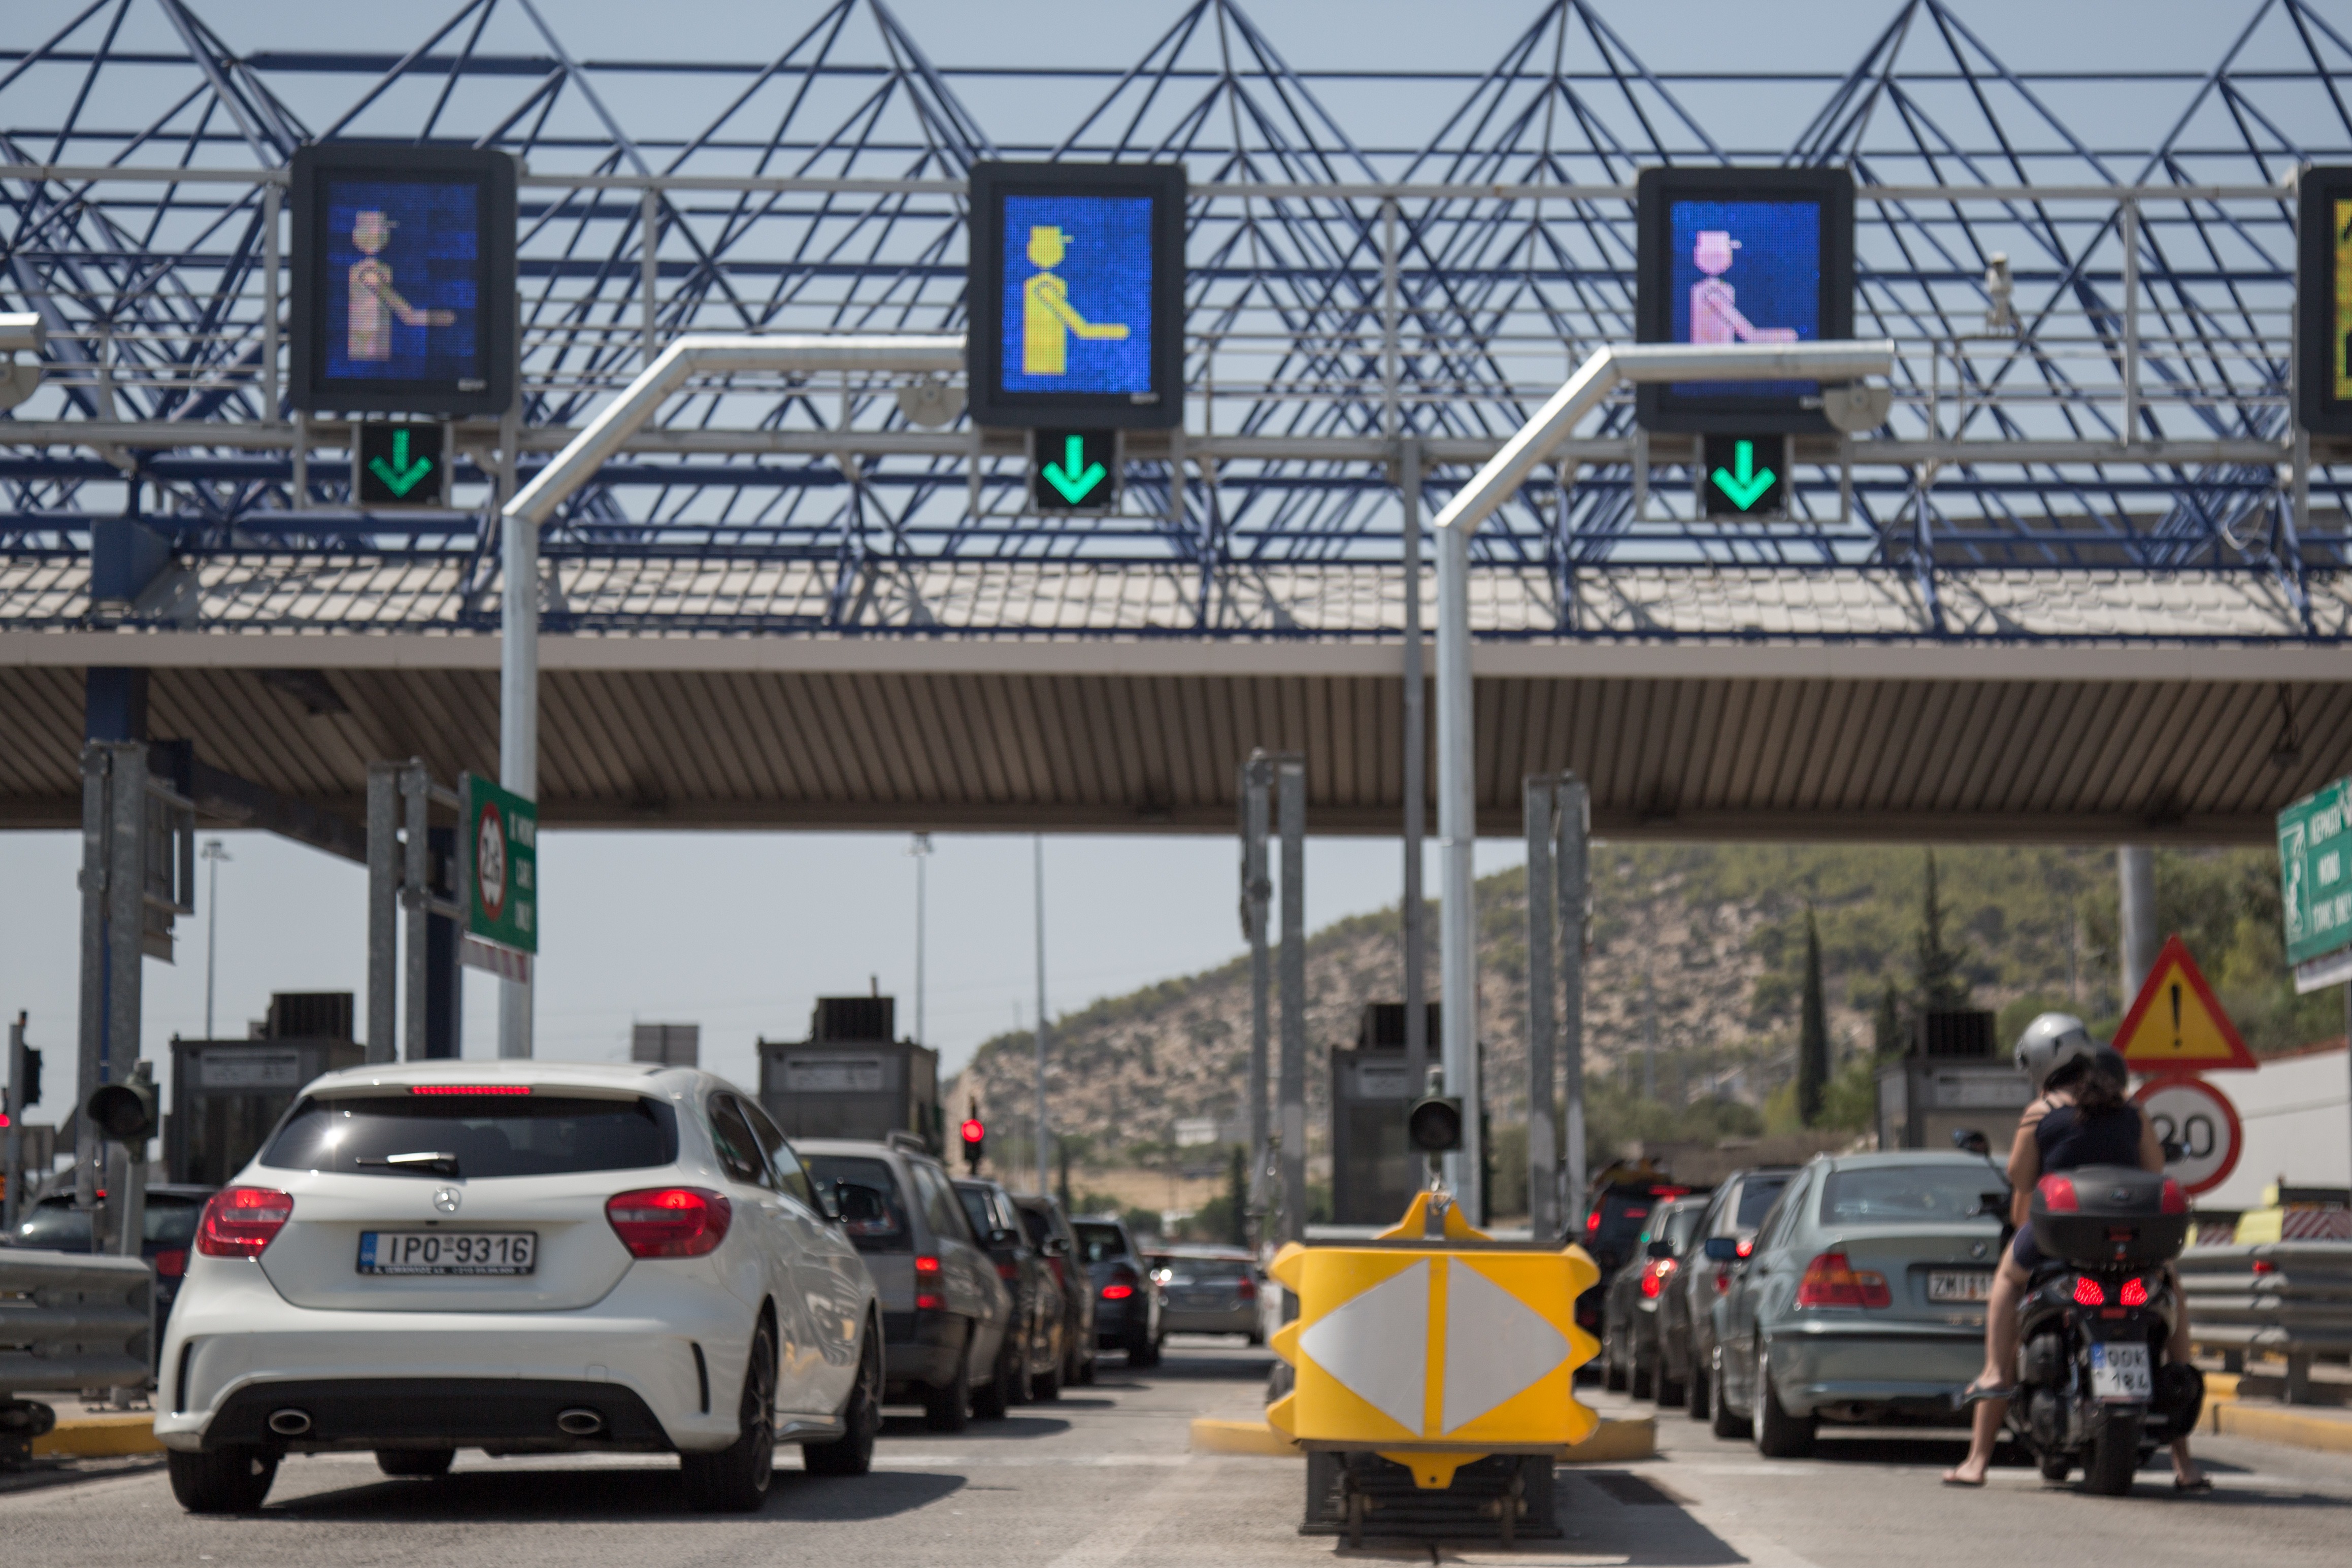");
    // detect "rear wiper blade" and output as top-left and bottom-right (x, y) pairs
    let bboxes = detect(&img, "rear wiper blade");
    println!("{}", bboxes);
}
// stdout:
(354, 1151), (460, 1176)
